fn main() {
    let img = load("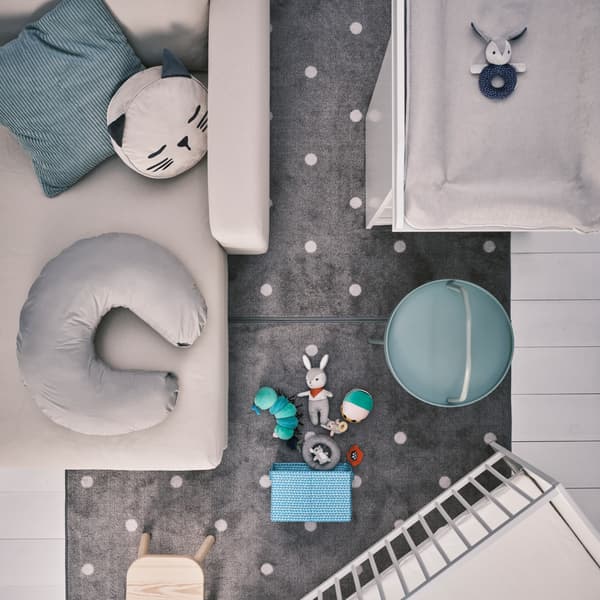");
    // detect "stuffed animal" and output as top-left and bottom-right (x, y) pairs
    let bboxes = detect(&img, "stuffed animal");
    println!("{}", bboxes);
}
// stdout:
(298, 354), (333, 426)
(470, 22), (527, 100)
(107, 49), (208, 178)
(341, 389), (373, 423)
(252, 386), (300, 442)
